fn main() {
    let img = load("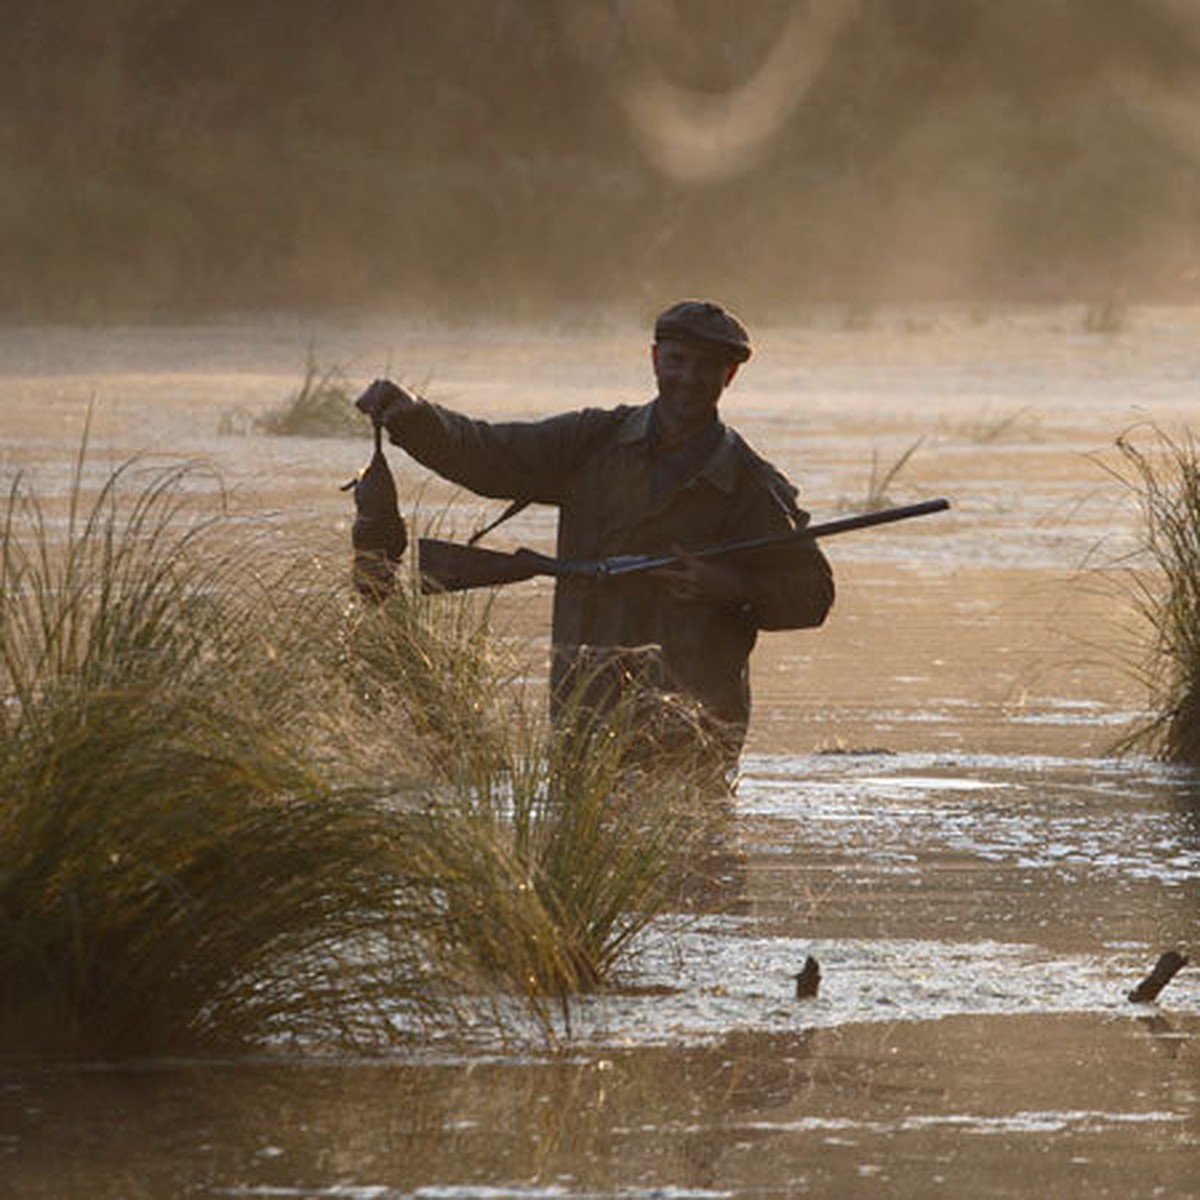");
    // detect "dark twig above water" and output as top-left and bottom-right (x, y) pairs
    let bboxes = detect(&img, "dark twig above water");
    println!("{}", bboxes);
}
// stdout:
(1127, 950), (1189, 1003)
(794, 955), (821, 1000)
